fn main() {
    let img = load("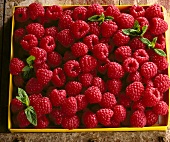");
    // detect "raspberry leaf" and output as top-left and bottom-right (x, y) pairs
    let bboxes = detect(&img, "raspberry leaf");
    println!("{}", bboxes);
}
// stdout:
(140, 37), (152, 48)
(141, 25), (148, 37)
(151, 37), (157, 47)
(22, 65), (33, 80)
(154, 48), (166, 57)
(105, 16), (114, 20)
(25, 106), (37, 126)
(16, 88), (30, 107)
(26, 55), (35, 67)
(133, 20), (140, 32)
(88, 15), (100, 21)
(122, 29), (131, 35)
